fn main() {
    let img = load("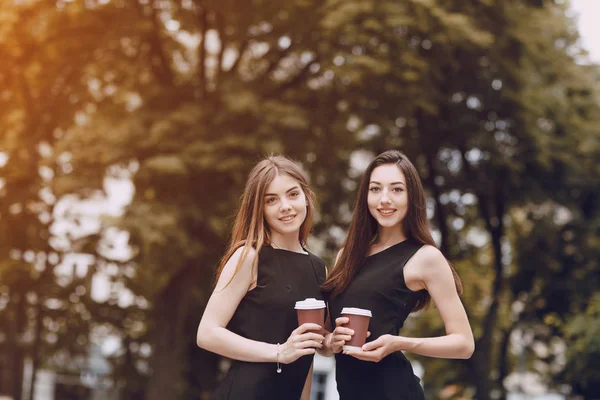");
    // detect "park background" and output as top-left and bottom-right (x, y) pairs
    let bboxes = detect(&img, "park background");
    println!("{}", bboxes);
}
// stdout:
(0, 0), (599, 399)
